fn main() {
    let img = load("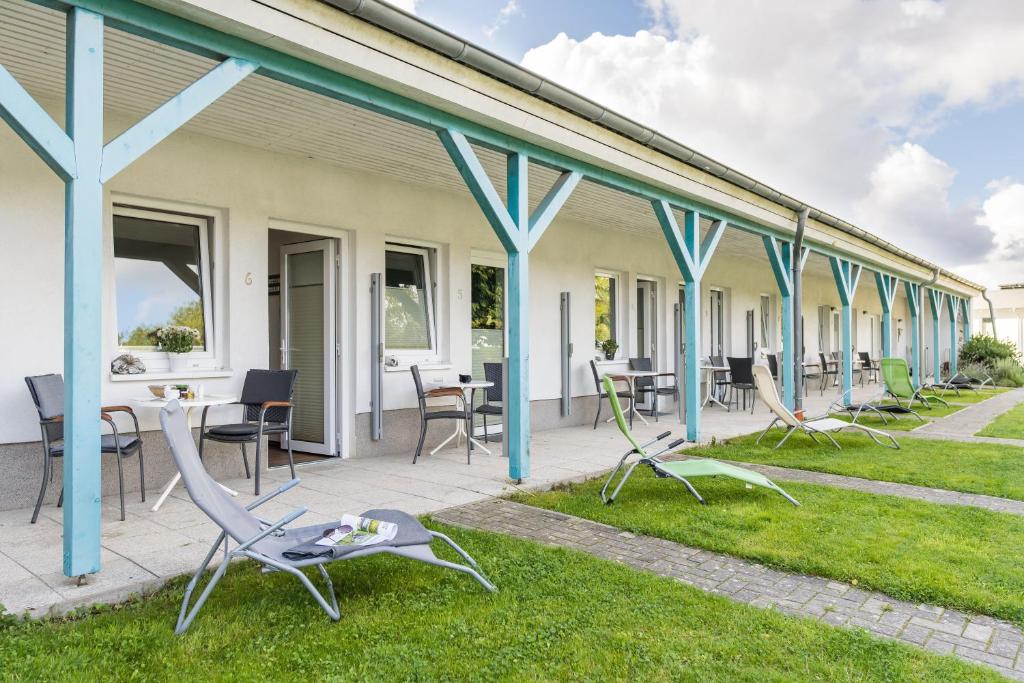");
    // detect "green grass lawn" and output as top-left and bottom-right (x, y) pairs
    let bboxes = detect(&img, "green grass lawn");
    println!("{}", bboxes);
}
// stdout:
(923, 387), (1009, 405)
(978, 401), (1024, 440)
(516, 471), (1024, 627)
(1, 523), (997, 682)
(707, 432), (1024, 500)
